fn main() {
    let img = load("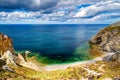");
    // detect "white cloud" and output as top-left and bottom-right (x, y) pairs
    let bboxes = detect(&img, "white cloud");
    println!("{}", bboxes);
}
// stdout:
(0, 0), (120, 24)
(0, 11), (41, 21)
(92, 13), (120, 20)
(74, 0), (120, 18)
(0, 12), (7, 17)
(0, 0), (58, 11)
(48, 11), (65, 17)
